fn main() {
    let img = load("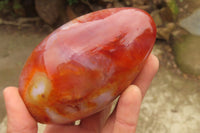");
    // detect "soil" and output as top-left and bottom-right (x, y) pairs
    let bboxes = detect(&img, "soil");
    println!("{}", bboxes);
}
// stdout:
(177, 0), (200, 19)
